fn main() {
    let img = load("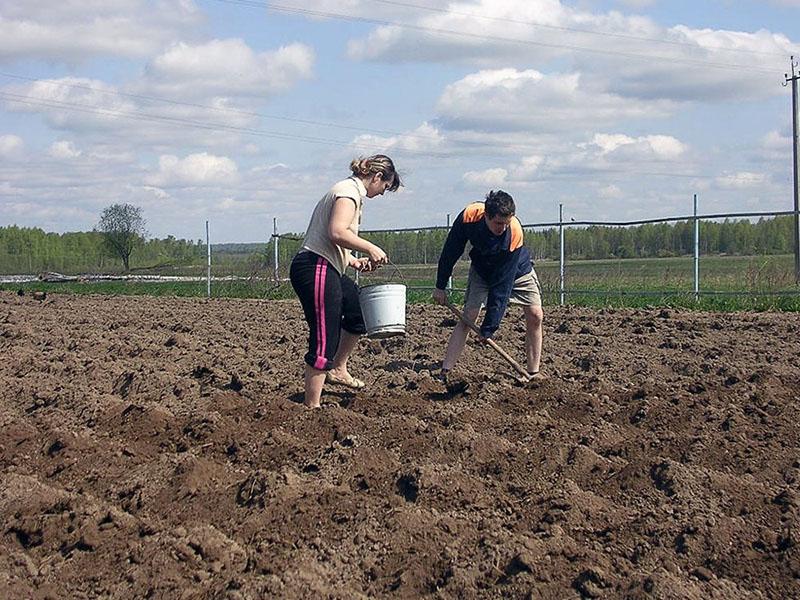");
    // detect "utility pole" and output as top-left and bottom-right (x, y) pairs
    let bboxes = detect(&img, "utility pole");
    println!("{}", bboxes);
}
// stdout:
(785, 56), (800, 284)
